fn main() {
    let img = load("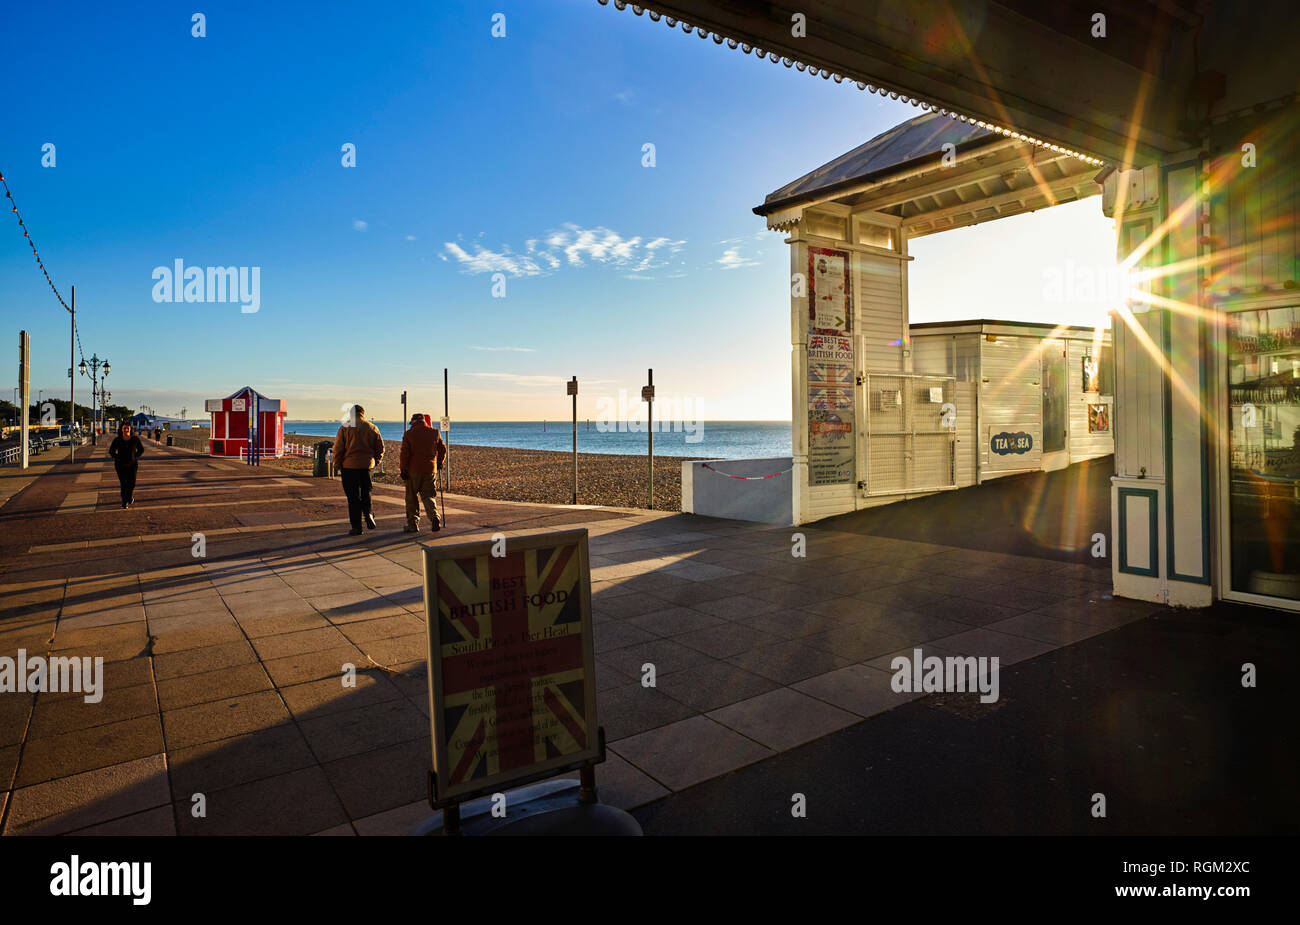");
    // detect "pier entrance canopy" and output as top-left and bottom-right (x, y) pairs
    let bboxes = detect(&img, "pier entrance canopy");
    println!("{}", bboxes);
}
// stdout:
(610, 0), (1300, 612)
